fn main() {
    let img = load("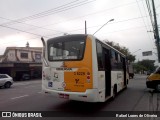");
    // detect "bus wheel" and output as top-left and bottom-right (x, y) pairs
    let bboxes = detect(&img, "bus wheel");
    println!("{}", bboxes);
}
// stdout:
(112, 85), (117, 99)
(127, 79), (128, 84)
(156, 84), (160, 92)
